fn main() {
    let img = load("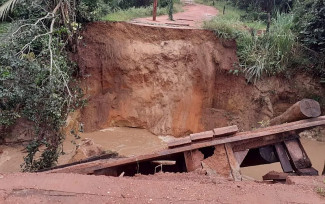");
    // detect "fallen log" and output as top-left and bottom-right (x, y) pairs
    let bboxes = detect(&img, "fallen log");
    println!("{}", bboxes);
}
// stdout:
(270, 99), (321, 125)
